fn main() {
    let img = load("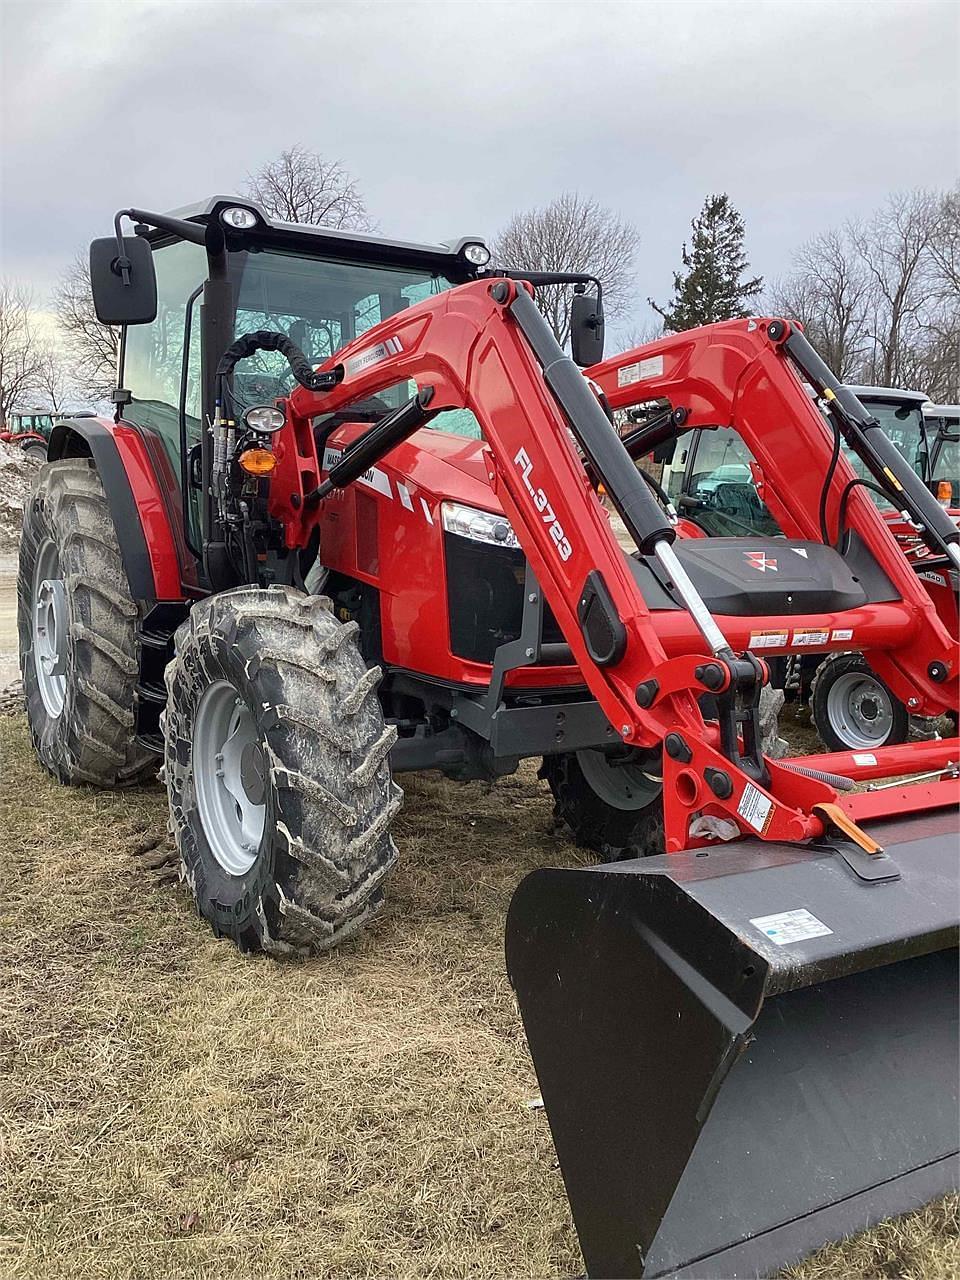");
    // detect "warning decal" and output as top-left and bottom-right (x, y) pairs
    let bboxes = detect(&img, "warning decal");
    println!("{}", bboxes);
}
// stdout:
(749, 908), (833, 946)
(749, 629), (788, 650)
(737, 783), (773, 834)
(791, 628), (829, 647)
(617, 355), (664, 386)
(831, 629), (854, 642)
